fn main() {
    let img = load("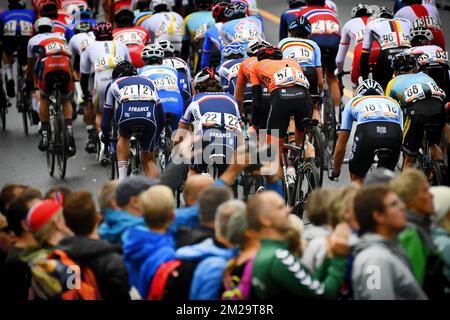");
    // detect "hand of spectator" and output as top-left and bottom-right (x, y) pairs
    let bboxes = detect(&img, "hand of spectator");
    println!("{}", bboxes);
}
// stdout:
(328, 222), (351, 257)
